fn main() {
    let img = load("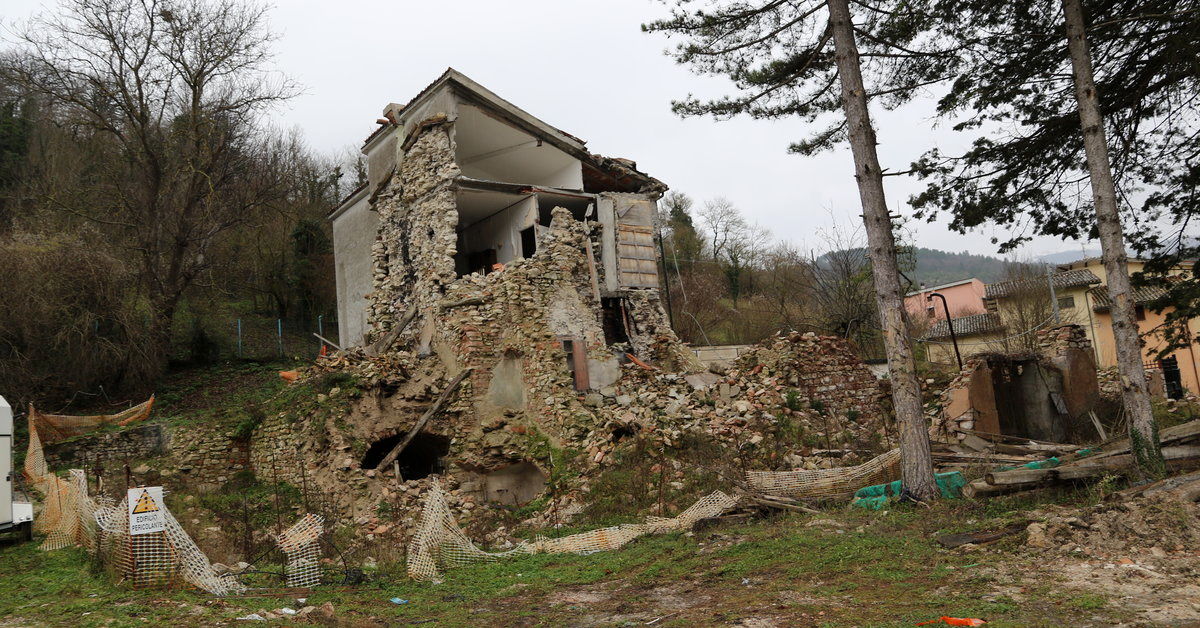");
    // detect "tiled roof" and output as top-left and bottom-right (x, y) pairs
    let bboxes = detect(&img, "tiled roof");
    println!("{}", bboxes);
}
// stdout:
(924, 313), (1004, 340)
(984, 269), (1102, 299)
(1088, 285), (1169, 311)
